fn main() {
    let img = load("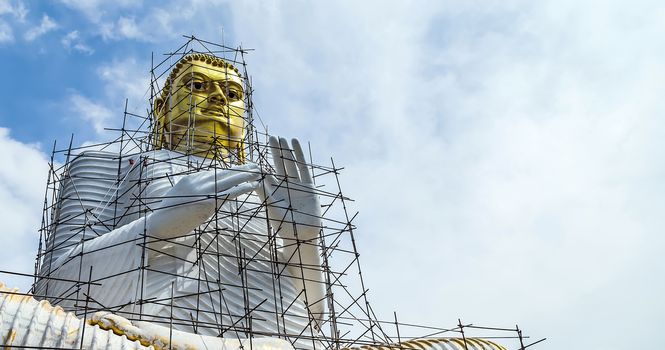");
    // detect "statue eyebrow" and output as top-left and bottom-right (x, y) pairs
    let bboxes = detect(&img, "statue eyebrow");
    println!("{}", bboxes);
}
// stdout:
(181, 72), (208, 81)
(222, 81), (243, 90)
(179, 75), (244, 94)
(182, 72), (242, 85)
